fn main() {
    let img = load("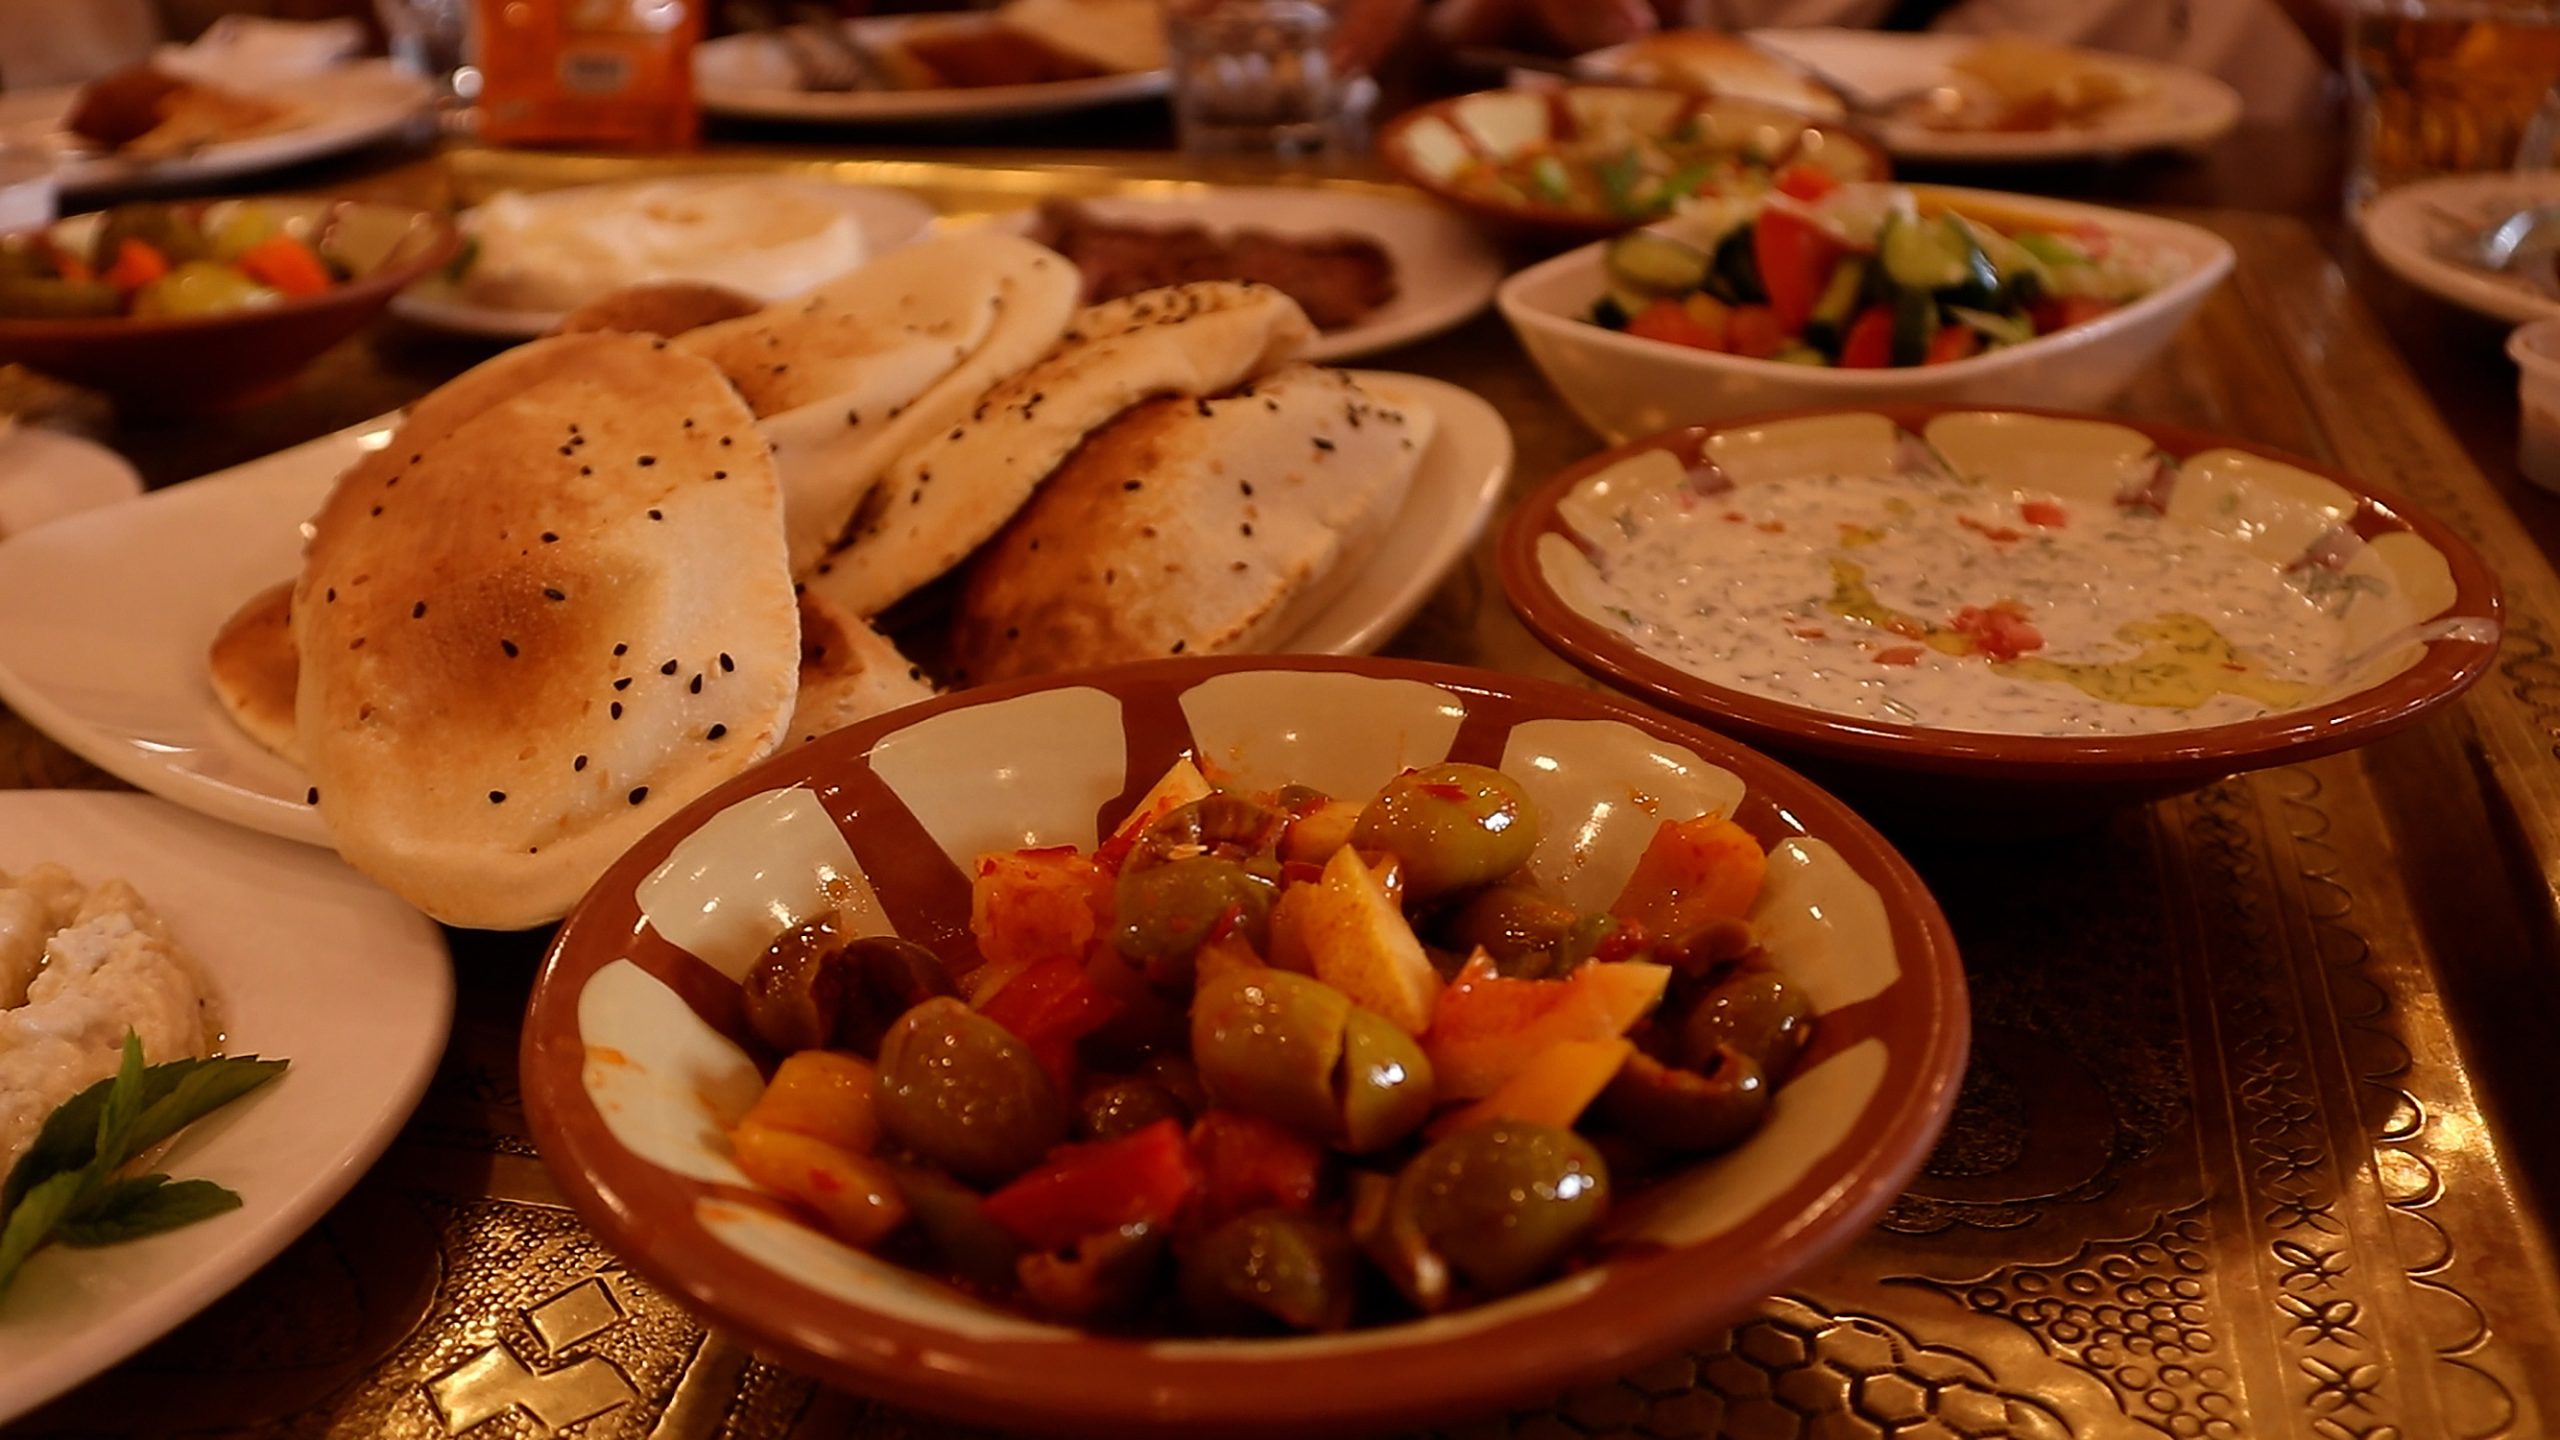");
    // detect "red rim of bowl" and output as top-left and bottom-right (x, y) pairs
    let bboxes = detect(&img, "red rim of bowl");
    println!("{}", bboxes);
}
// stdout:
(1498, 403), (2506, 786)
(519, 654), (1969, 1437)
(0, 197), (460, 337)
(1378, 84), (1893, 239)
